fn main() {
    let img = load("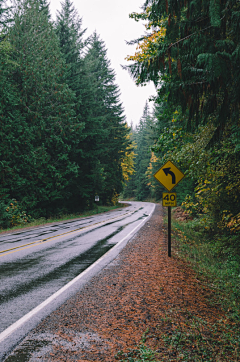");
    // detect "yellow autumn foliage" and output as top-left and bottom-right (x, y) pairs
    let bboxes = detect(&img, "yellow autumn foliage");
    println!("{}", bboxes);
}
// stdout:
(126, 11), (166, 64)
(121, 130), (136, 182)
